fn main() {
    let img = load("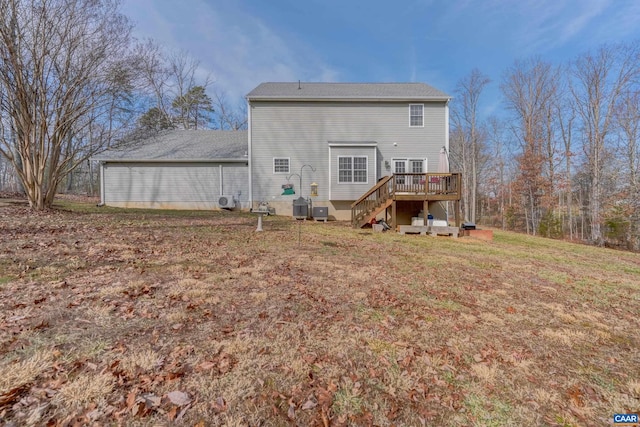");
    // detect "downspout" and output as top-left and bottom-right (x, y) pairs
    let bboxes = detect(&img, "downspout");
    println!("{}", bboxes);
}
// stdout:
(328, 145), (332, 201)
(219, 164), (224, 195)
(445, 99), (450, 154)
(444, 99), (451, 221)
(247, 98), (253, 209)
(97, 161), (105, 207)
